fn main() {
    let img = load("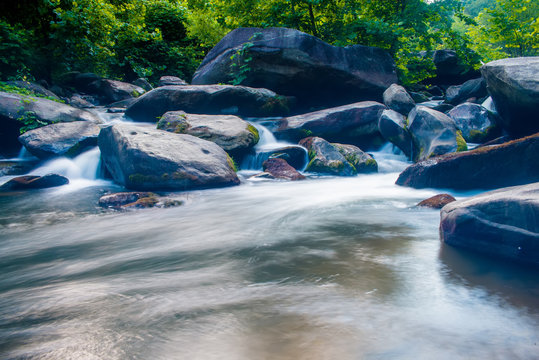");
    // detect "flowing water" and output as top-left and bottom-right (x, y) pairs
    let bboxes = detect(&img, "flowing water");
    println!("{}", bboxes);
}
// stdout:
(0, 120), (538, 359)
